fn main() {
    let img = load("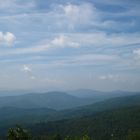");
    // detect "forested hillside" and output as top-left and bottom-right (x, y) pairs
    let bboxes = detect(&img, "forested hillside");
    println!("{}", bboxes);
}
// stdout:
(2, 105), (140, 140)
(30, 106), (140, 140)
